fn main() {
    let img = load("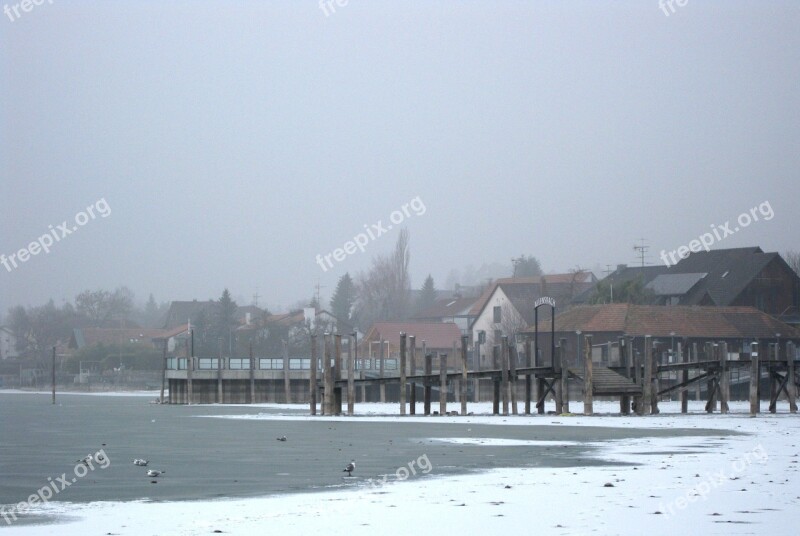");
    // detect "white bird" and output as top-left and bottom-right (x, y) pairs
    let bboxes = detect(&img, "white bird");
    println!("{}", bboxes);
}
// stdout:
(343, 460), (355, 477)
(146, 470), (164, 477)
(133, 459), (149, 466)
(77, 455), (93, 465)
